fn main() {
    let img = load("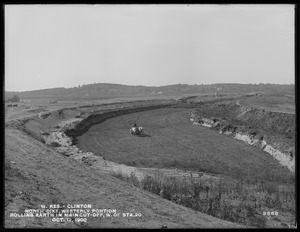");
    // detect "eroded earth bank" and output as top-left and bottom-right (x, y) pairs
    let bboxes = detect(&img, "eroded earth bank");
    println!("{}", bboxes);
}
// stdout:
(190, 100), (295, 173)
